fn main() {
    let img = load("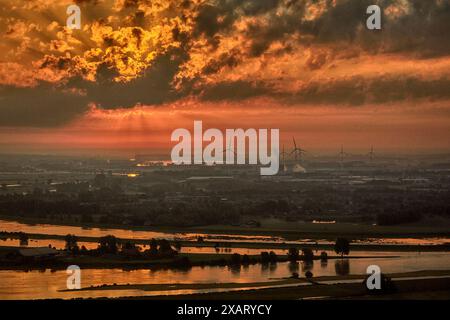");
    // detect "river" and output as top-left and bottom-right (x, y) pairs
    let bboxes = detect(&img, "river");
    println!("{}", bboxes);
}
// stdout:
(0, 251), (449, 299)
(0, 219), (449, 299)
